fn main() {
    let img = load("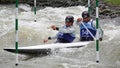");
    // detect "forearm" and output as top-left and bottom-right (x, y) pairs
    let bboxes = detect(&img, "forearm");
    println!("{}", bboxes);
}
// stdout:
(58, 27), (75, 33)
(75, 21), (81, 25)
